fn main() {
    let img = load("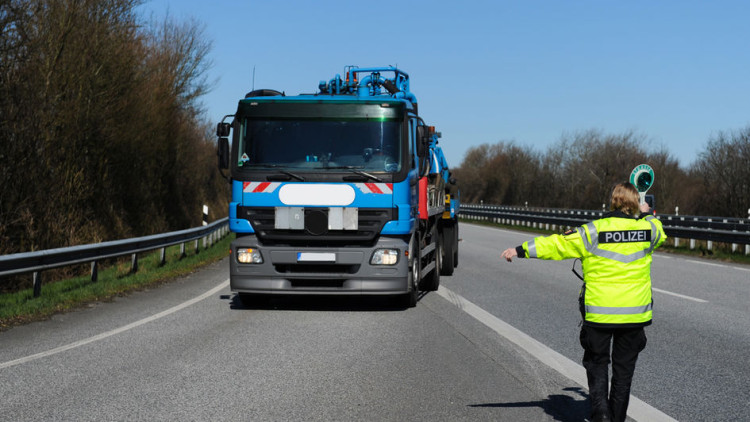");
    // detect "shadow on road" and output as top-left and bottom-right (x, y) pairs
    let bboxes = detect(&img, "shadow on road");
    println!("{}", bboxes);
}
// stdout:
(221, 291), (429, 312)
(469, 387), (590, 422)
